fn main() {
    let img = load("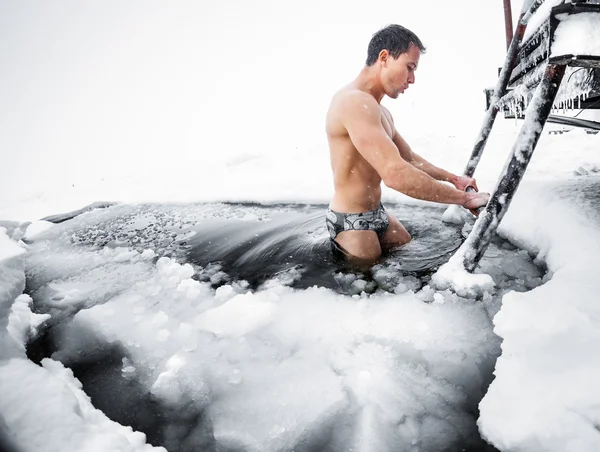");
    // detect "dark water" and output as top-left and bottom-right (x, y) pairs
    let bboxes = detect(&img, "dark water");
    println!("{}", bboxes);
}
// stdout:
(182, 203), (465, 292)
(25, 201), (546, 299)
